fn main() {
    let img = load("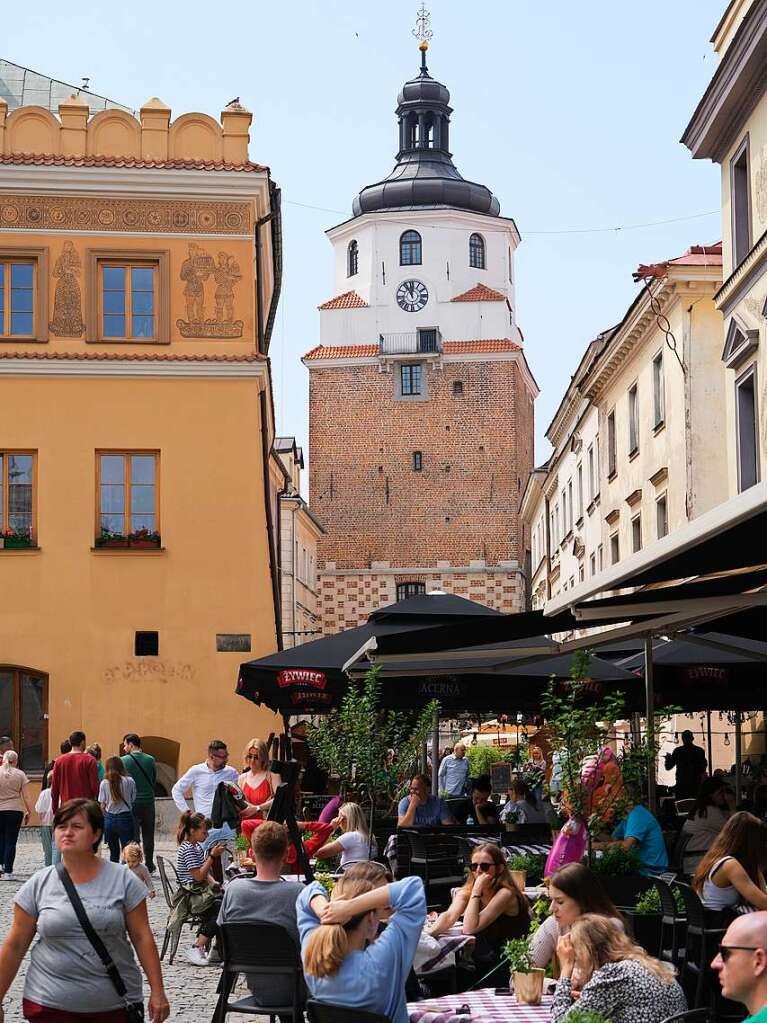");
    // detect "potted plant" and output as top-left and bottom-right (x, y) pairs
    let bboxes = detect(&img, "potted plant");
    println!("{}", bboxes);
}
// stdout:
(504, 938), (544, 1004)
(507, 853), (528, 892)
(234, 833), (250, 867)
(96, 528), (129, 548)
(626, 884), (663, 956)
(507, 852), (546, 889)
(1, 528), (35, 549)
(589, 845), (651, 908)
(128, 528), (161, 549)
